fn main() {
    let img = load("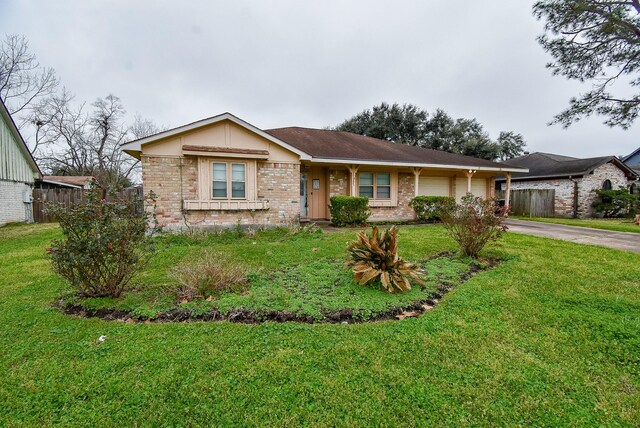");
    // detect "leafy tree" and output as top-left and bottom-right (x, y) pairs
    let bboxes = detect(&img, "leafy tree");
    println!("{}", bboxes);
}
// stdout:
(422, 109), (503, 159)
(496, 131), (527, 160)
(335, 102), (428, 146)
(335, 103), (526, 161)
(534, 0), (640, 128)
